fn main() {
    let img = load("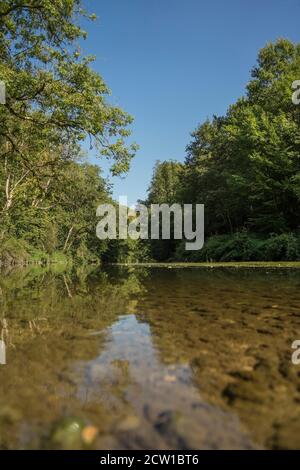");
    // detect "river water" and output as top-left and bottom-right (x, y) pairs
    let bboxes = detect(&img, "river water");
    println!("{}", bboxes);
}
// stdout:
(0, 265), (300, 449)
